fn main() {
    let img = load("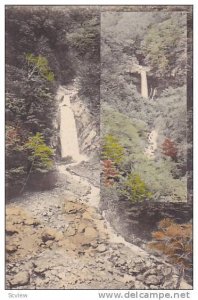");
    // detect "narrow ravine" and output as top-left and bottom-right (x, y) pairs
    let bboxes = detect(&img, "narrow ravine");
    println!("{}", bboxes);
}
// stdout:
(5, 87), (191, 290)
